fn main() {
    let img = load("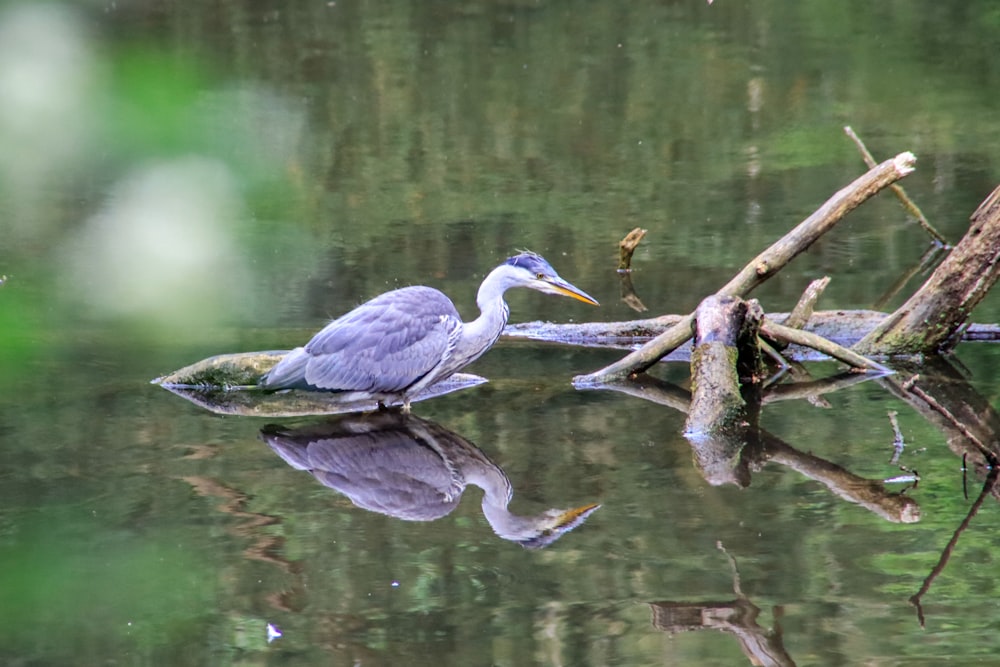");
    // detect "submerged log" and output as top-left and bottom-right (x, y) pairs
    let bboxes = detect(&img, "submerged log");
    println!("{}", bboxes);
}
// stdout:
(153, 350), (287, 387)
(151, 351), (488, 416)
(155, 374), (488, 417)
